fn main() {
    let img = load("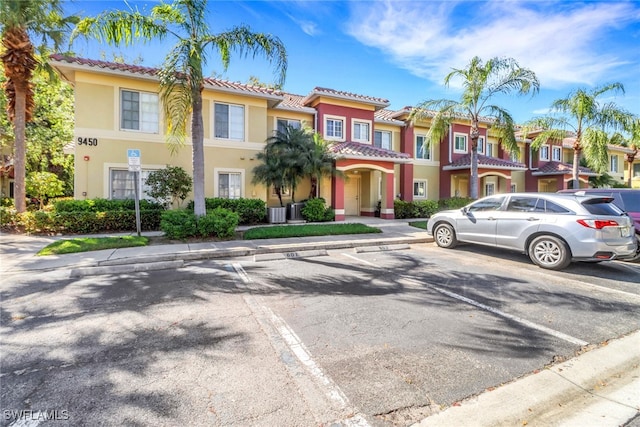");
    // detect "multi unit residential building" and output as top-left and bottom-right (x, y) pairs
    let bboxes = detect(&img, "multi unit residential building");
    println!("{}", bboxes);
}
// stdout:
(45, 54), (639, 220)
